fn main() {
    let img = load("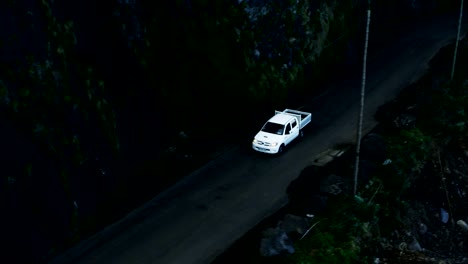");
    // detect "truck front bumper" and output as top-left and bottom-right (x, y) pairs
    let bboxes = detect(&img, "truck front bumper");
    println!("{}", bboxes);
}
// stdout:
(252, 143), (280, 154)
